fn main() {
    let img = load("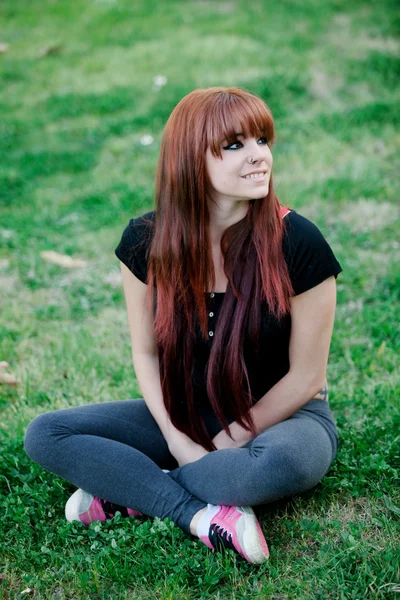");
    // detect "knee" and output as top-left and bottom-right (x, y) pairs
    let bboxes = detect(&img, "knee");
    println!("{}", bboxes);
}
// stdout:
(24, 412), (57, 464)
(259, 444), (319, 489)
(283, 450), (316, 487)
